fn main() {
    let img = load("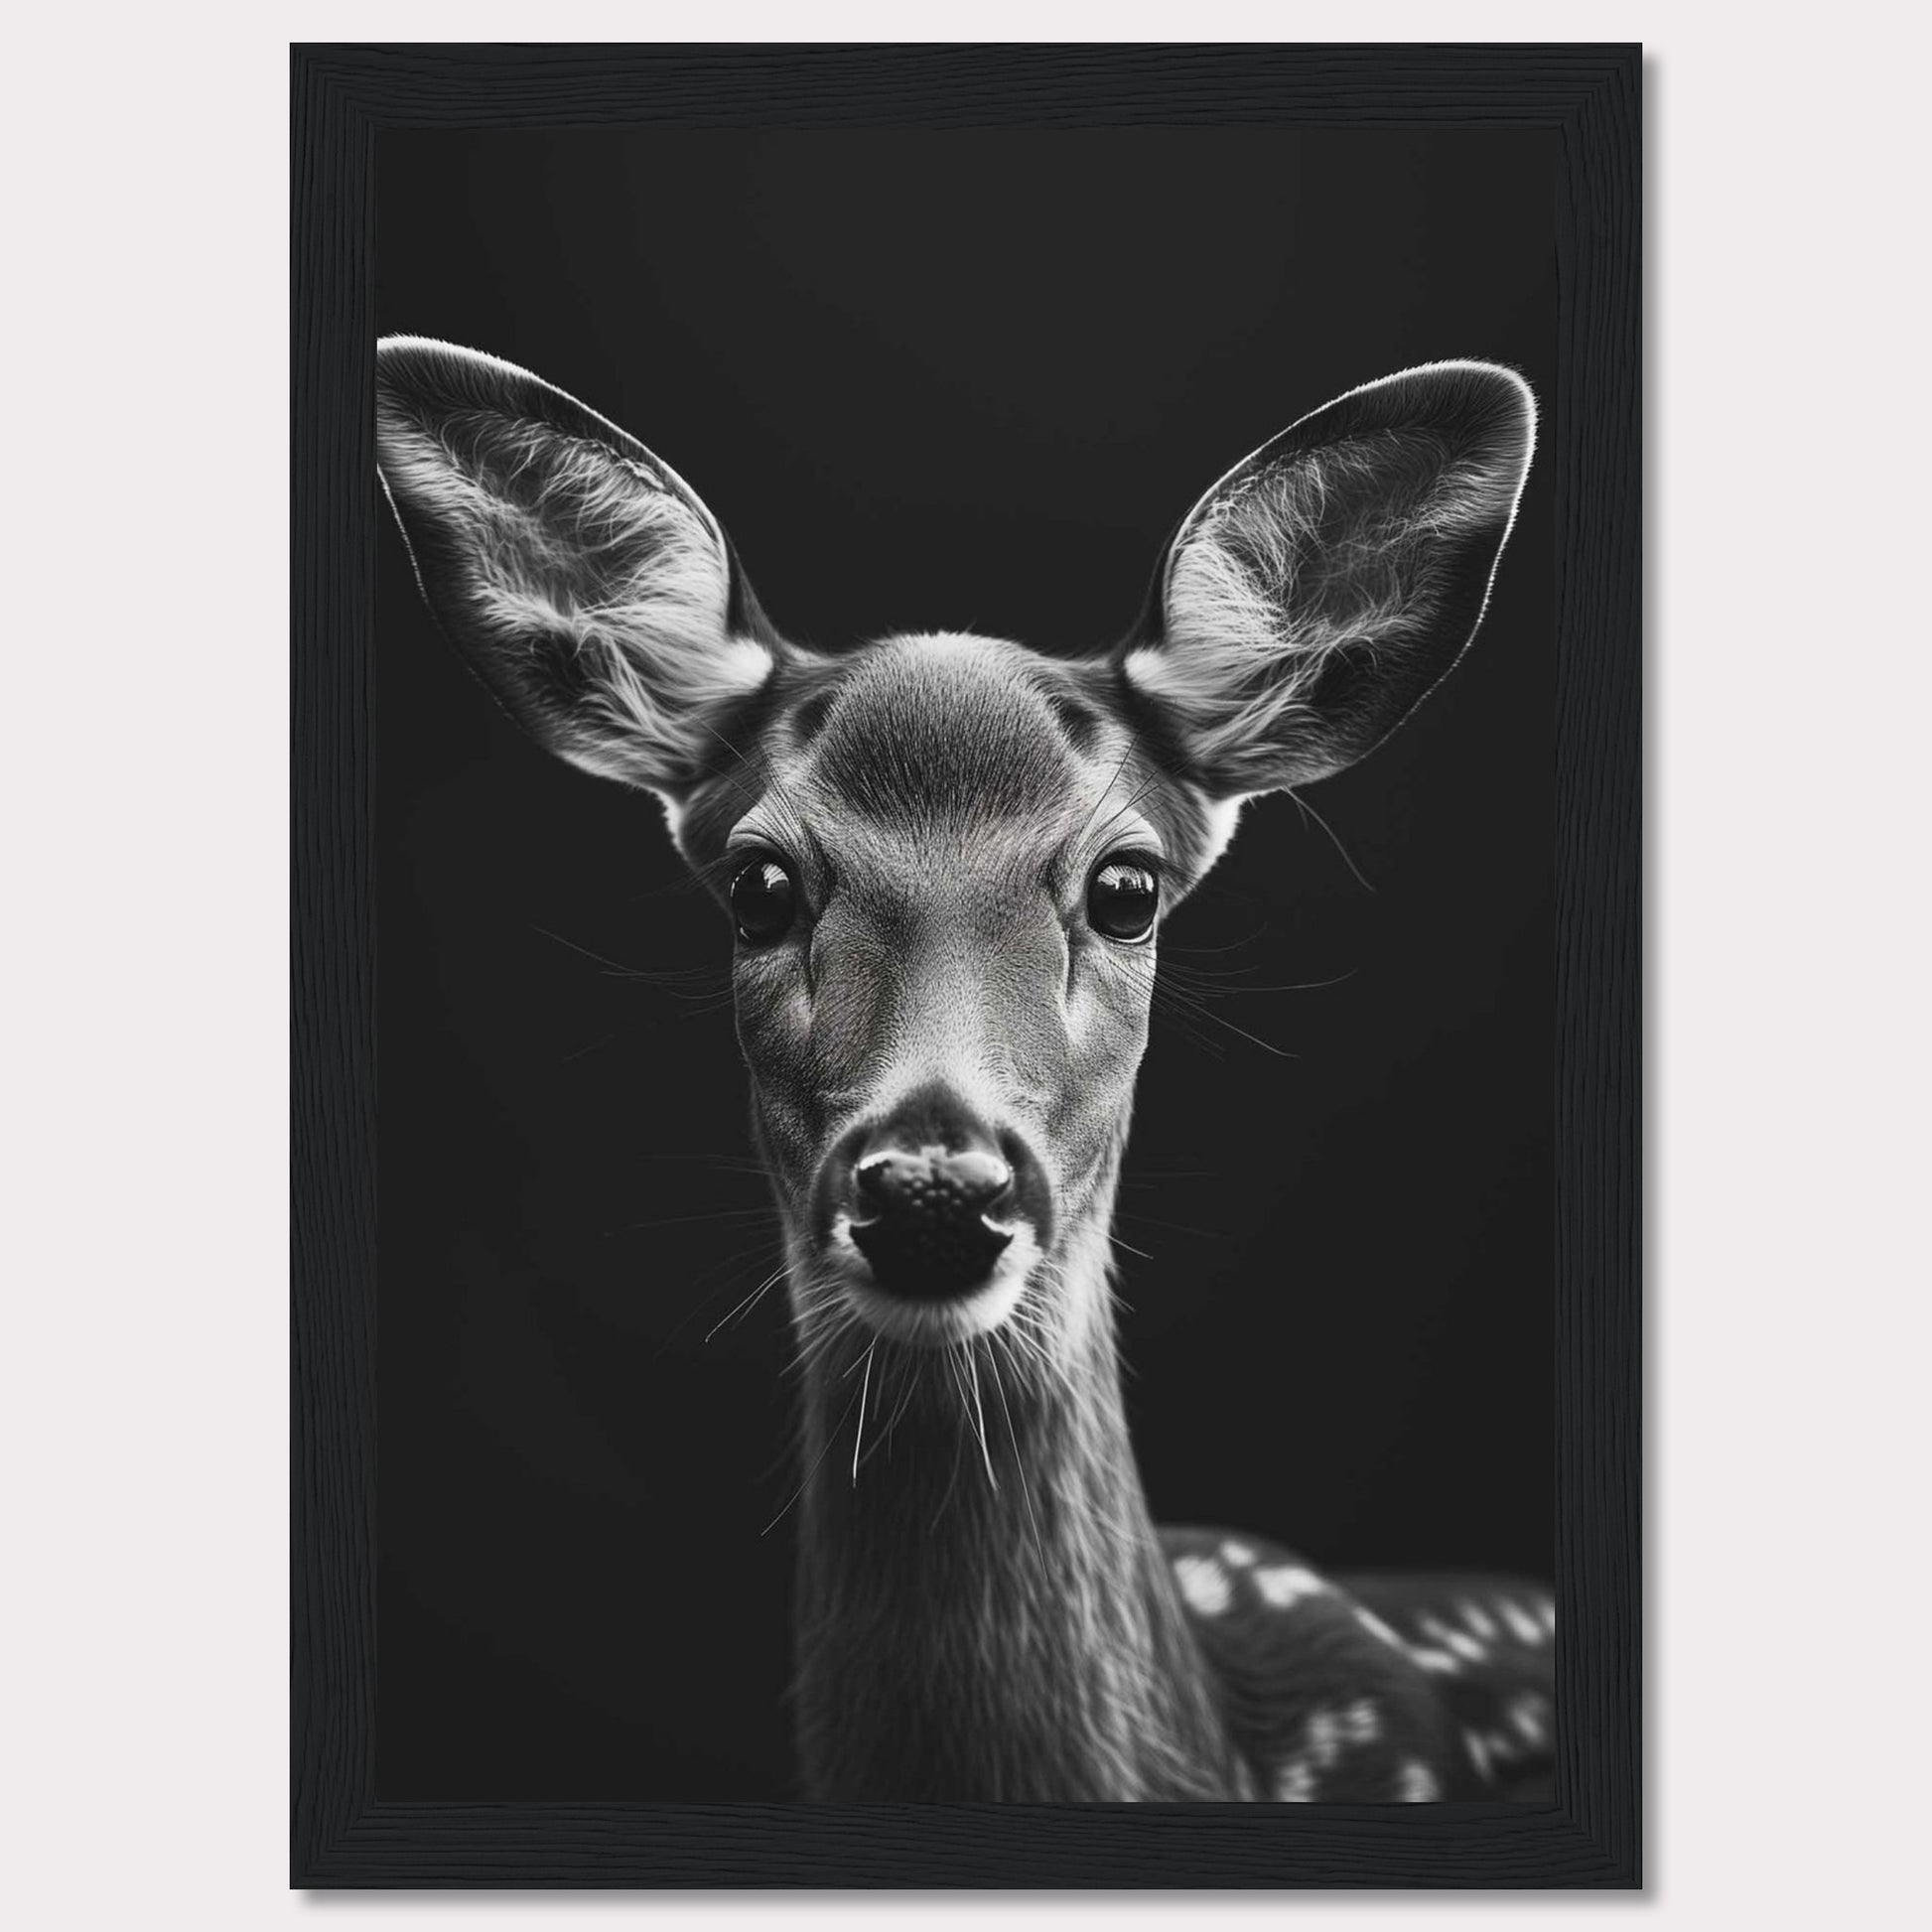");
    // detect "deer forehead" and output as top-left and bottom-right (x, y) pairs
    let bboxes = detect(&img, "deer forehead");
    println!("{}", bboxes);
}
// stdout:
(803, 634), (1096, 828)
(726, 633), (1224, 893)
